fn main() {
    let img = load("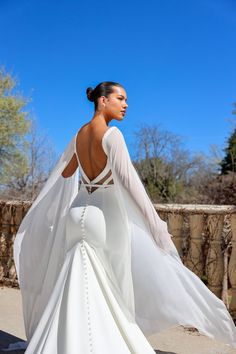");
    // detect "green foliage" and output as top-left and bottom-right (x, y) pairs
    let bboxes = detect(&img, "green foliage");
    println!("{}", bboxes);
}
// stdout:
(220, 127), (236, 174)
(0, 67), (31, 186)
